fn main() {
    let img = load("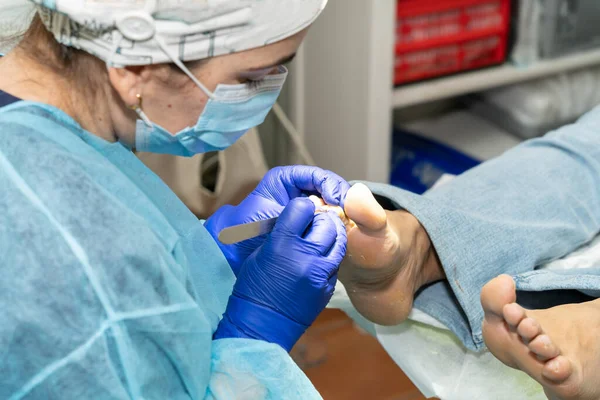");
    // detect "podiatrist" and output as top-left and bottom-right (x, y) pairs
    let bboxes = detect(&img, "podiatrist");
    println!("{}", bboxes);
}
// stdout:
(0, 1), (349, 399)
